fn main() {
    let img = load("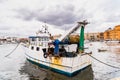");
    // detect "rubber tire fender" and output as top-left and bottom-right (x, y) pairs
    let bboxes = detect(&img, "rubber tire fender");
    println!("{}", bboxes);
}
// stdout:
(43, 52), (48, 58)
